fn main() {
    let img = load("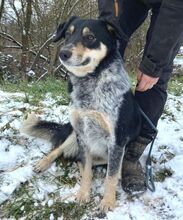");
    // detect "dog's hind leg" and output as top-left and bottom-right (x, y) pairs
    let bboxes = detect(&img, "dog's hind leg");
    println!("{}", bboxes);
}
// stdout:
(100, 144), (125, 212)
(34, 132), (77, 172)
